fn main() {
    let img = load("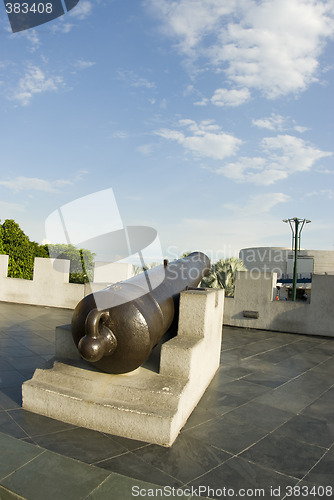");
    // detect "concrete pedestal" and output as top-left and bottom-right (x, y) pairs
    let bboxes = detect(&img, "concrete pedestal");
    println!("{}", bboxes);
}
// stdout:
(22, 288), (224, 446)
